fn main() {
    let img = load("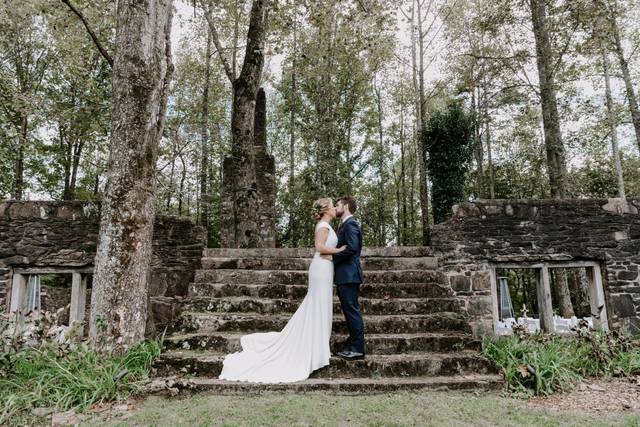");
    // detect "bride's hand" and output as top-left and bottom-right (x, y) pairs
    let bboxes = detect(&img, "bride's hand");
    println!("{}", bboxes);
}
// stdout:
(337, 245), (347, 252)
